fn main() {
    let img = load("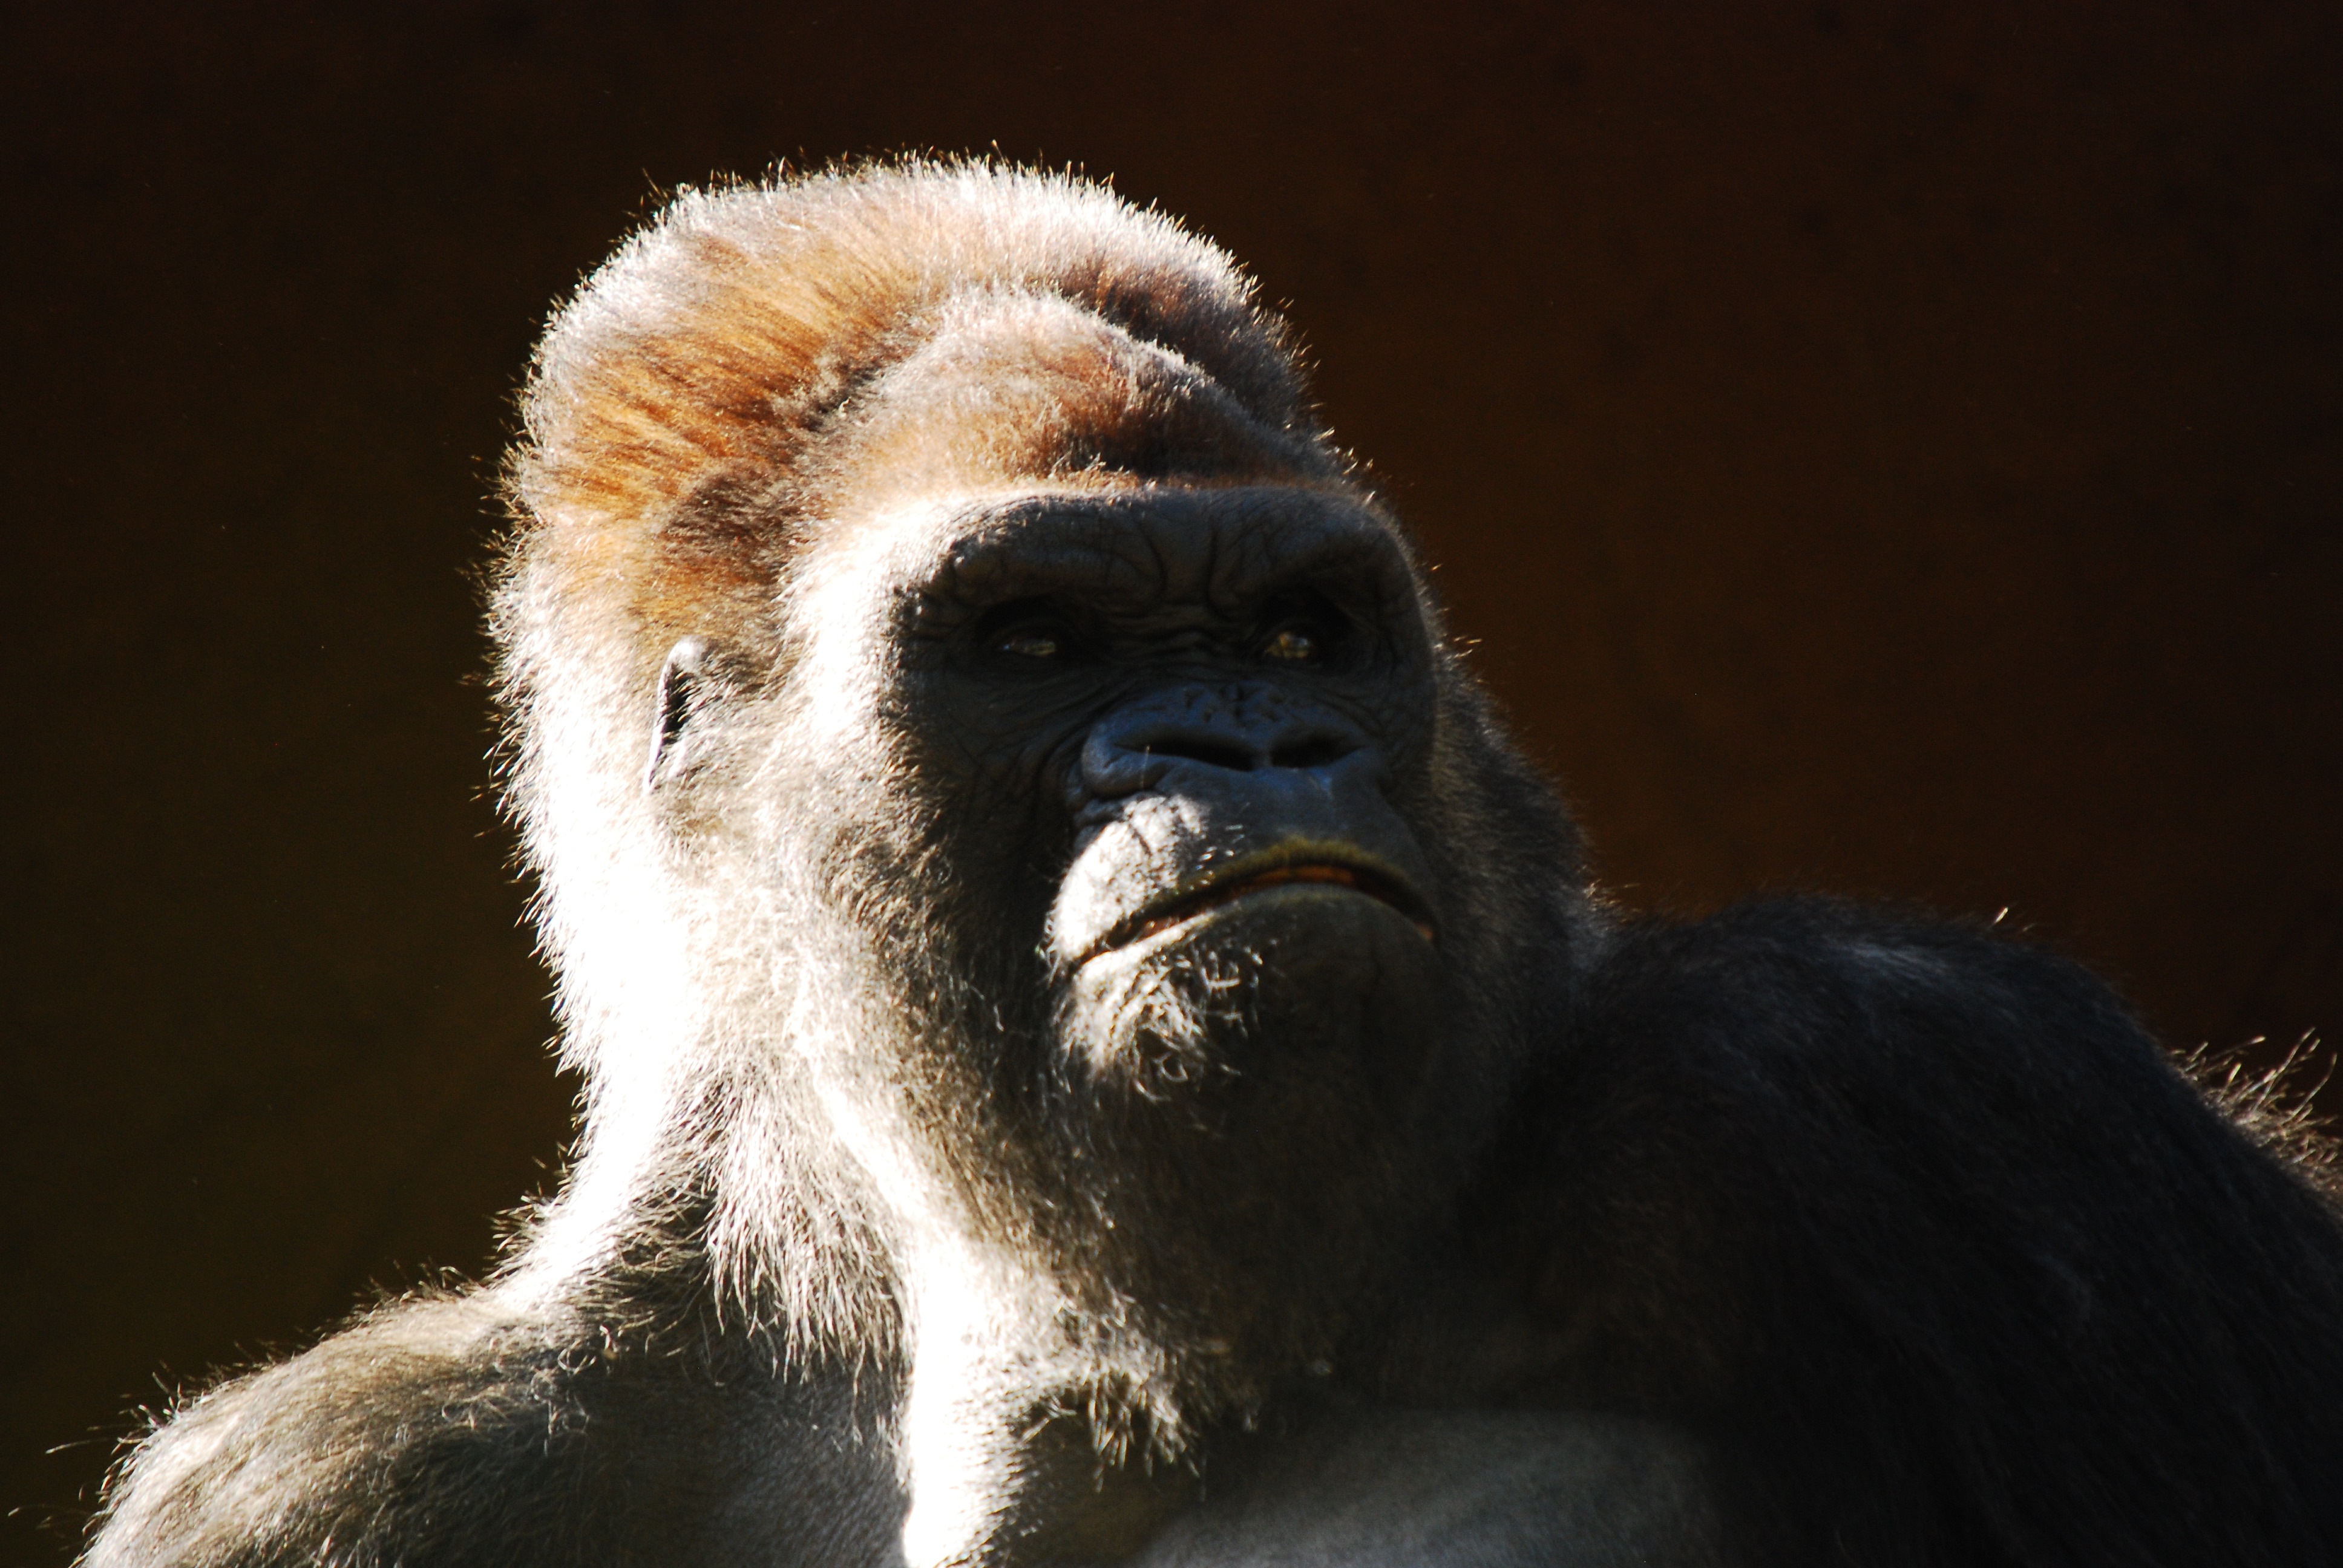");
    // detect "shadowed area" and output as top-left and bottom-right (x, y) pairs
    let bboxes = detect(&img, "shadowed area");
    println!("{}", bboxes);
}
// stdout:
(4, 3), (2338, 1560)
